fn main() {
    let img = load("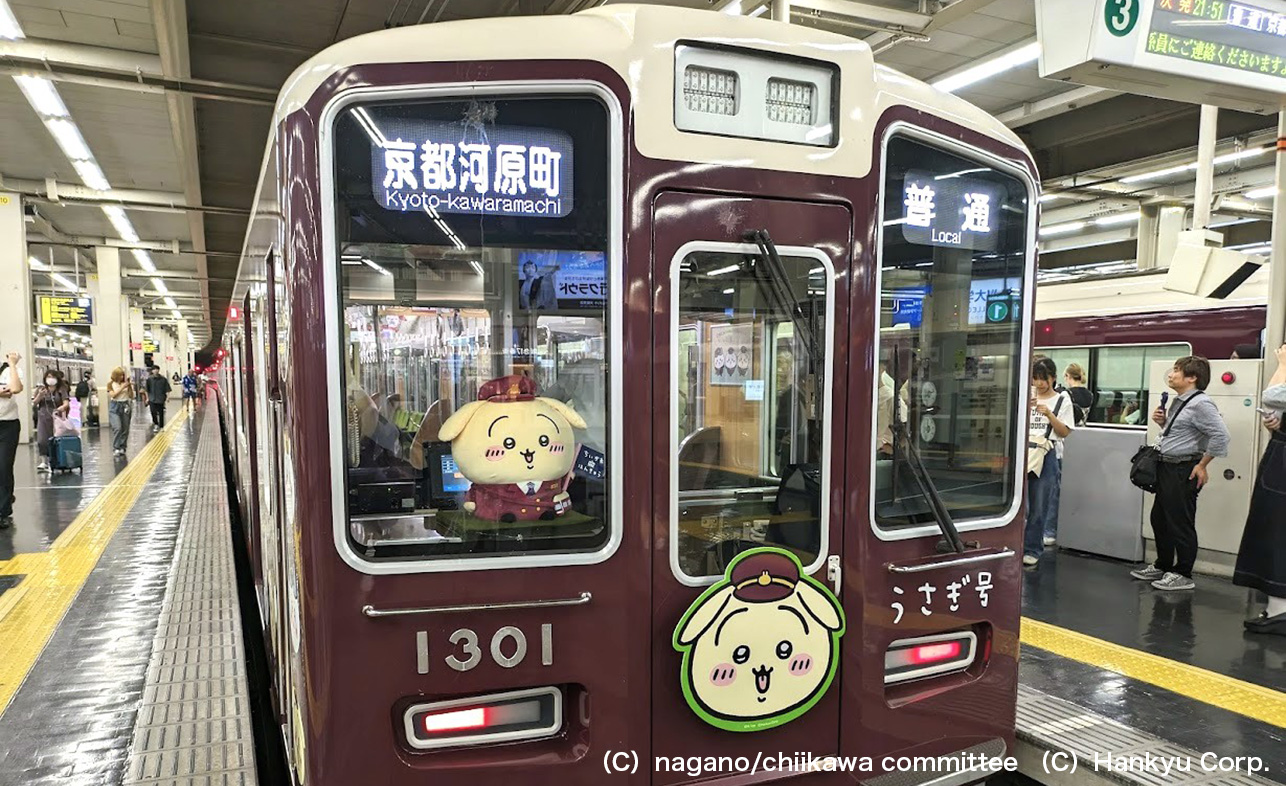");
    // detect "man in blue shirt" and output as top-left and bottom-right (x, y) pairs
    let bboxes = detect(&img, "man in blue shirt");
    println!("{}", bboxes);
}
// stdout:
(1130, 356), (1231, 591)
(181, 369), (199, 412)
